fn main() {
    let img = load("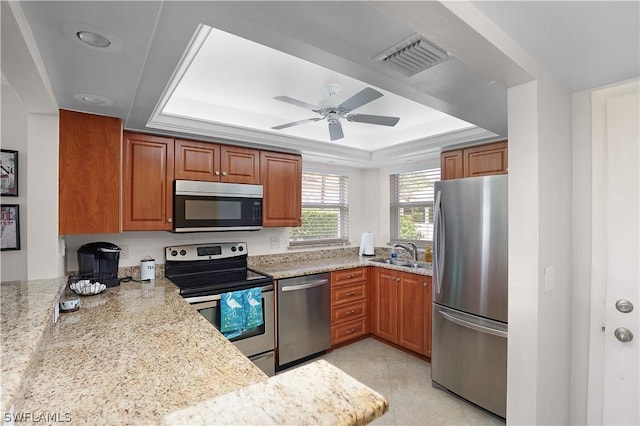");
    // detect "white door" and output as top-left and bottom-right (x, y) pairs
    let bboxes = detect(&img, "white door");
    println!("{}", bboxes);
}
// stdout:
(590, 81), (639, 425)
